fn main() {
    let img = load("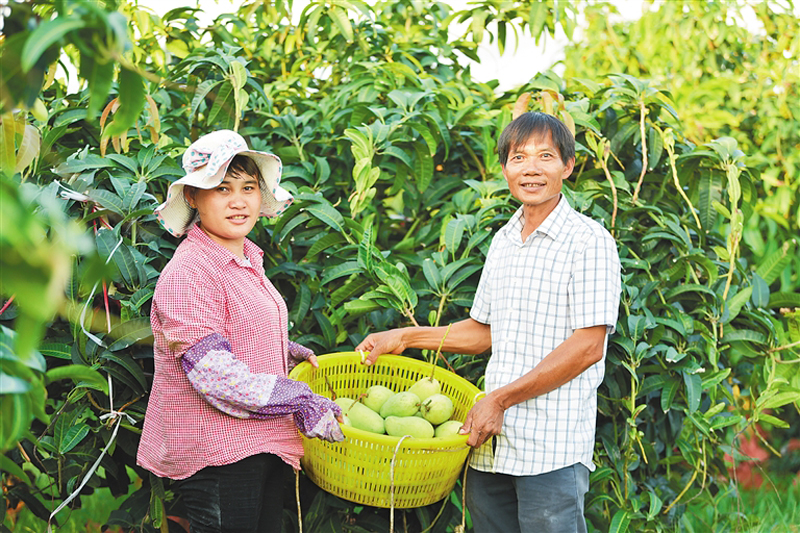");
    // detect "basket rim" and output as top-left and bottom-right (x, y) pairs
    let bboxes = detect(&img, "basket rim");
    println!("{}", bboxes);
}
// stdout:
(290, 351), (484, 449)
